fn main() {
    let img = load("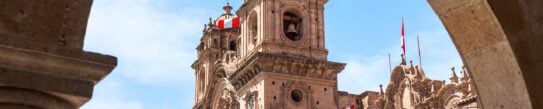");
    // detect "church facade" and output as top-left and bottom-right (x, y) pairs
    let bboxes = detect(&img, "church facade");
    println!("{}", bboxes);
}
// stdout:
(192, 0), (478, 109)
